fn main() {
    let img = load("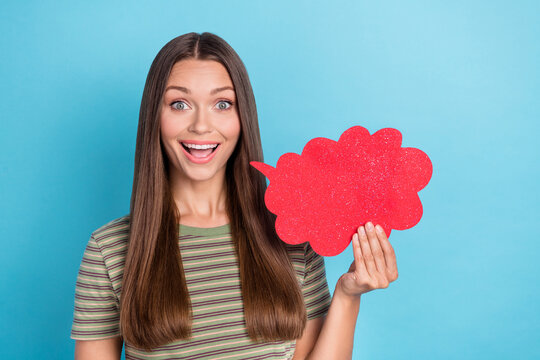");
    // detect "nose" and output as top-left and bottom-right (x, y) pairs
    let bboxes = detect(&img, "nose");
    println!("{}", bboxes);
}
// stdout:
(188, 108), (212, 135)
